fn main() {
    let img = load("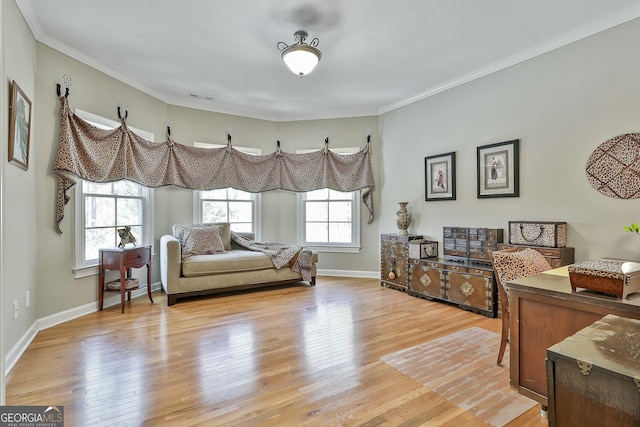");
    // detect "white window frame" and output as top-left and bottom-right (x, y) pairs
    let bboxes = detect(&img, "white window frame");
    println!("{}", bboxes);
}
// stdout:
(73, 109), (155, 278)
(192, 142), (261, 240)
(296, 147), (361, 253)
